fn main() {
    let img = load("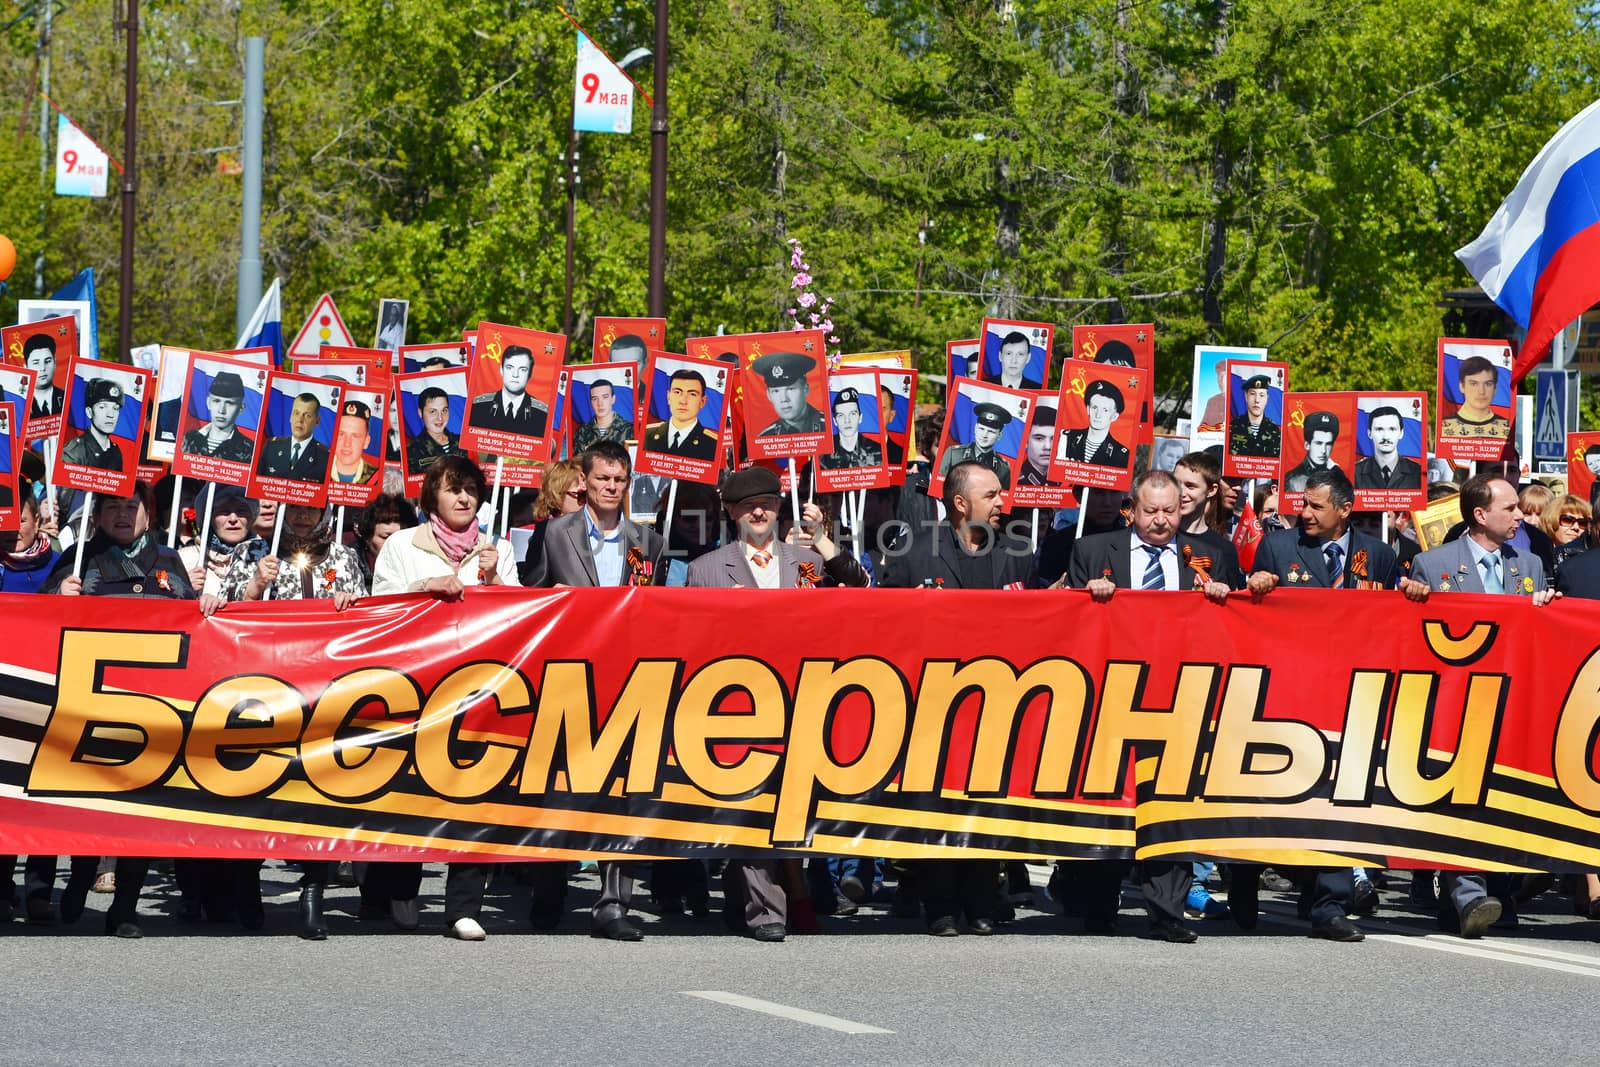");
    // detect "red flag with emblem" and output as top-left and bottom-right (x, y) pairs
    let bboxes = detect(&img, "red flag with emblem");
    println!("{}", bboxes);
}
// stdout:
(1233, 494), (1262, 571)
